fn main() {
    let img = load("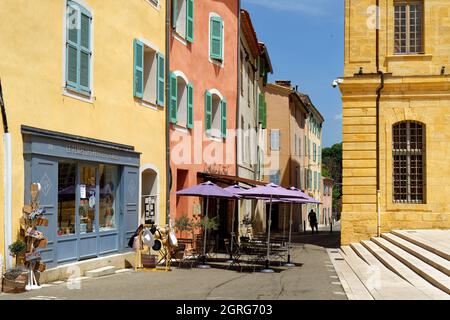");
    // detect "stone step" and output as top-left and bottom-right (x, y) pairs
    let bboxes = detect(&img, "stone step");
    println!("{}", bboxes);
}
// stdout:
(372, 237), (450, 295)
(341, 246), (428, 300)
(362, 240), (449, 300)
(382, 233), (450, 276)
(327, 249), (373, 300)
(350, 243), (389, 269)
(85, 266), (116, 278)
(391, 230), (450, 261)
